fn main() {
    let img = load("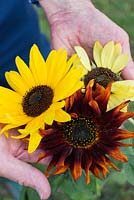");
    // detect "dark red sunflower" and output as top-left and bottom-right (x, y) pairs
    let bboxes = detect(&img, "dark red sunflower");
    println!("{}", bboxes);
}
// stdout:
(39, 80), (134, 184)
